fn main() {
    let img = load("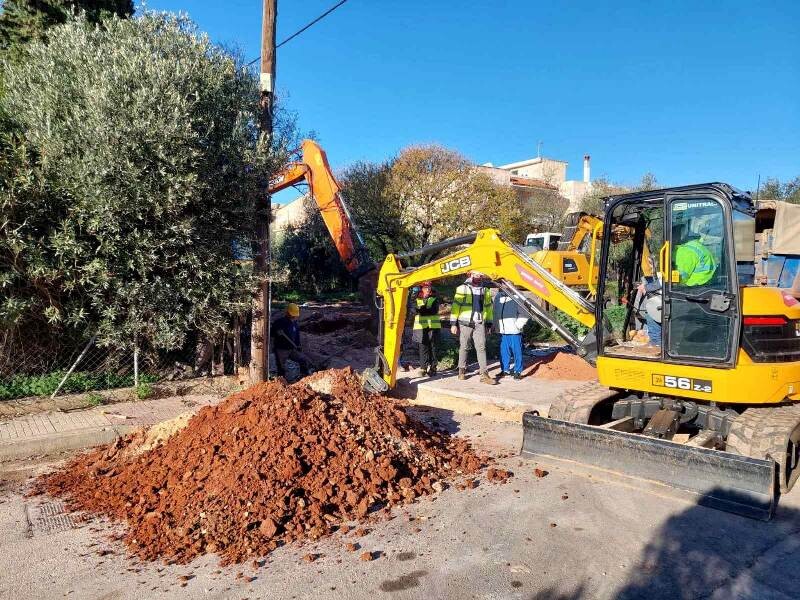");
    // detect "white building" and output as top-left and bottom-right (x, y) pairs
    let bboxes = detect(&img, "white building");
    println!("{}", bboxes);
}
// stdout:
(489, 154), (593, 213)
